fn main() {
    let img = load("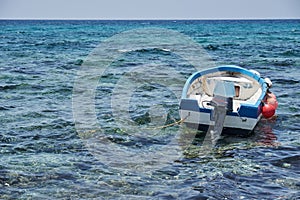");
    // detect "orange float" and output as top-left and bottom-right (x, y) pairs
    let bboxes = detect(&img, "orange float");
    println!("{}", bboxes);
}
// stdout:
(266, 93), (278, 109)
(262, 92), (278, 118)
